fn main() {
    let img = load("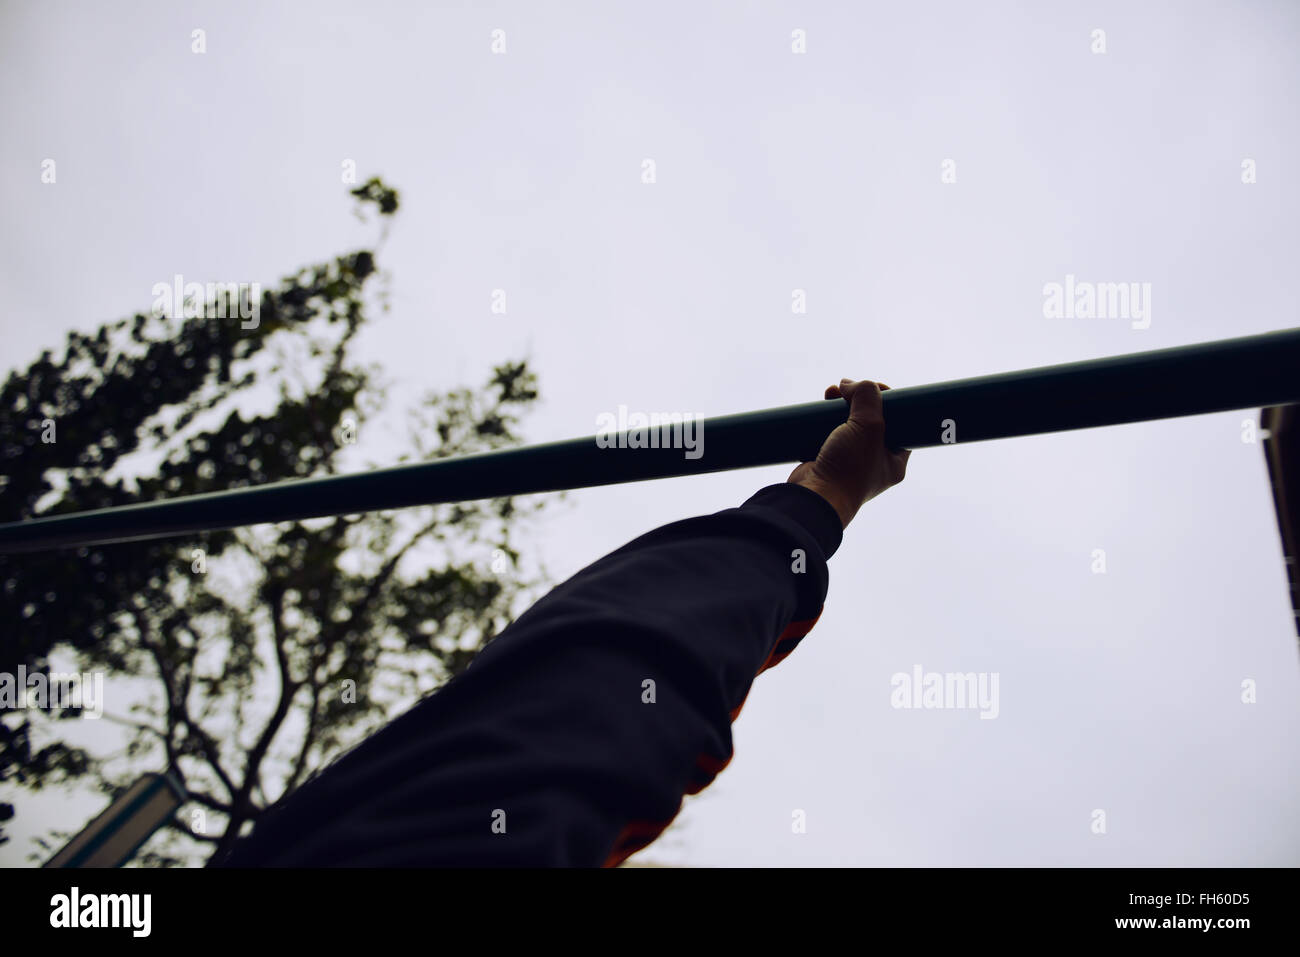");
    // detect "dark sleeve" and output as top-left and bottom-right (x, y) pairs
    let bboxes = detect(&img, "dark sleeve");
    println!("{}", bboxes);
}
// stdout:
(212, 482), (843, 867)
